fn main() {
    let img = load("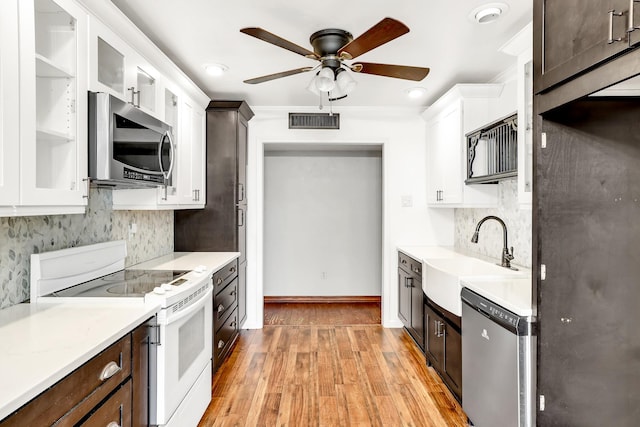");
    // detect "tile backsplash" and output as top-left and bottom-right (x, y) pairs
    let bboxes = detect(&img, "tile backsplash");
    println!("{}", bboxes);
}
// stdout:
(0, 188), (173, 309)
(454, 180), (532, 268)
